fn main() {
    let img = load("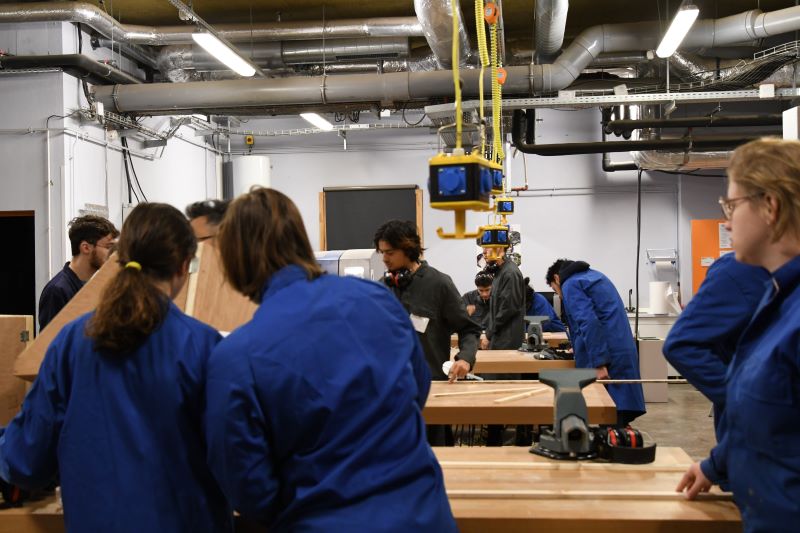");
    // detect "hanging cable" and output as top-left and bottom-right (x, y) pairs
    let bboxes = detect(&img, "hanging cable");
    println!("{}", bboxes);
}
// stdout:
(475, 0), (490, 155)
(452, 0), (463, 152)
